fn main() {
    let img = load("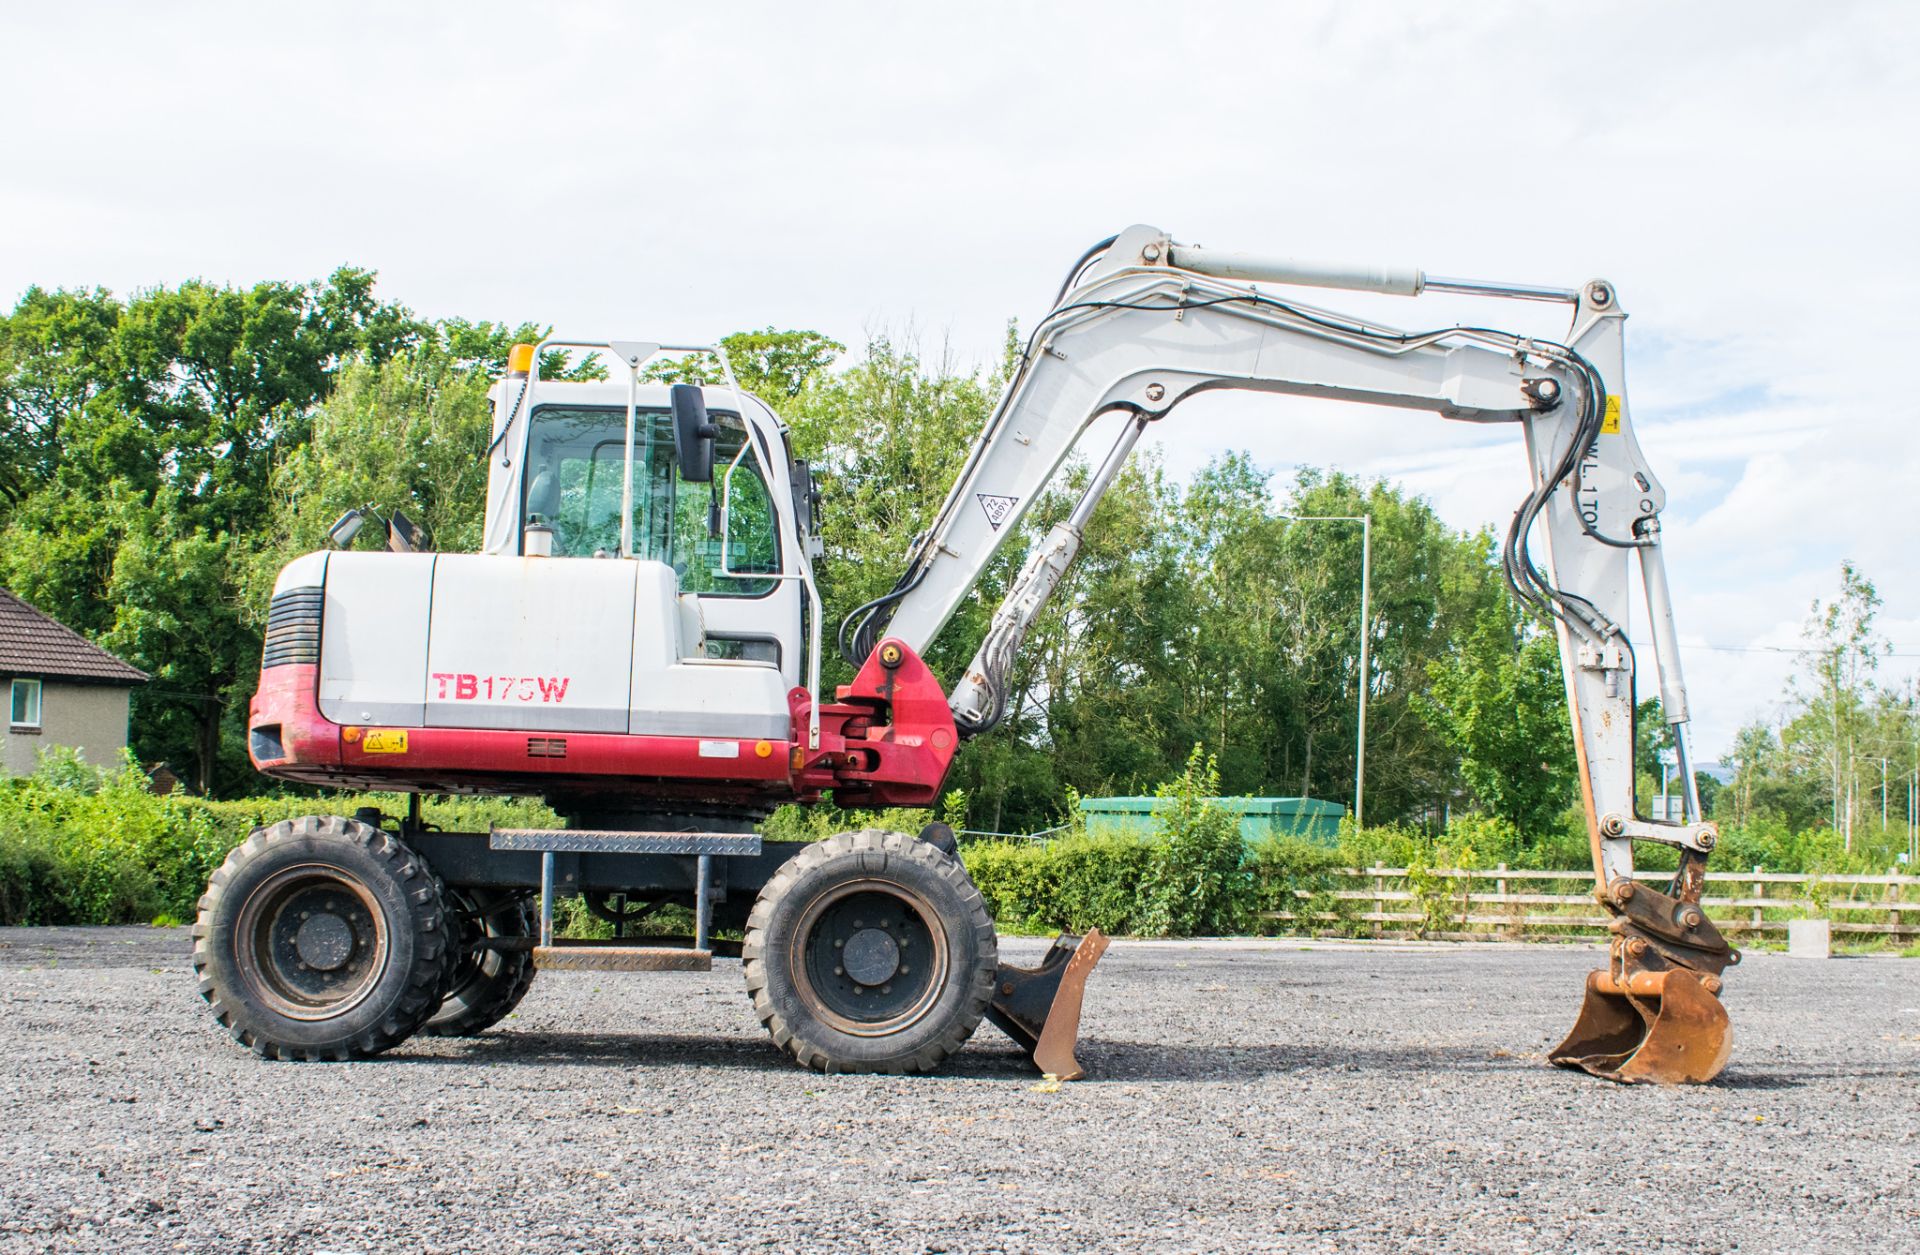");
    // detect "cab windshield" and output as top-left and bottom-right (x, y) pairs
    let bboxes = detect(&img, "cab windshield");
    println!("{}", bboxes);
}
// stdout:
(520, 406), (779, 595)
